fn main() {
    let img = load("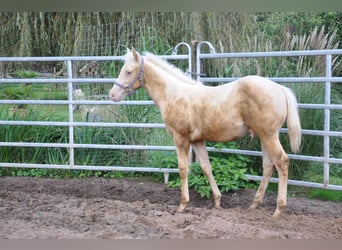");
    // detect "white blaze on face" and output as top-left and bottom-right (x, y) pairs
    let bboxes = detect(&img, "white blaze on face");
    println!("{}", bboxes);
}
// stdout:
(109, 62), (130, 102)
(109, 49), (139, 102)
(110, 84), (127, 102)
